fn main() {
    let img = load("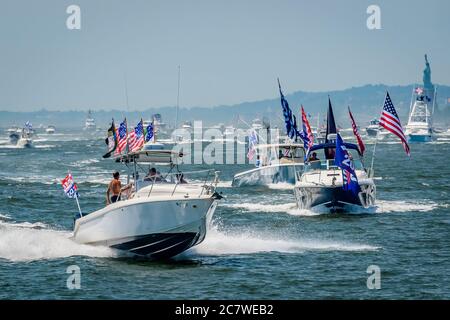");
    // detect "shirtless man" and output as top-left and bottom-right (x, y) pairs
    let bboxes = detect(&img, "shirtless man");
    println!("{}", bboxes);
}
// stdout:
(106, 171), (131, 204)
